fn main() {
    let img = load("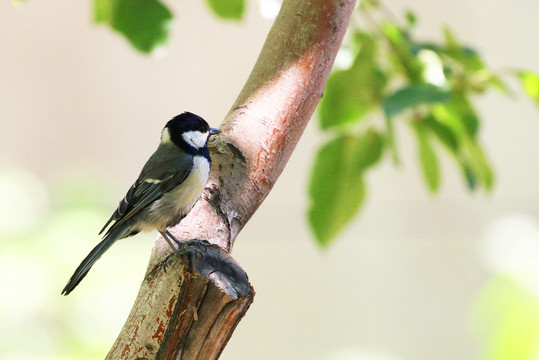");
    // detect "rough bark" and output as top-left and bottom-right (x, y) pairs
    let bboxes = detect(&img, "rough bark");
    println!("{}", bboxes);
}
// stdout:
(107, 0), (356, 358)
